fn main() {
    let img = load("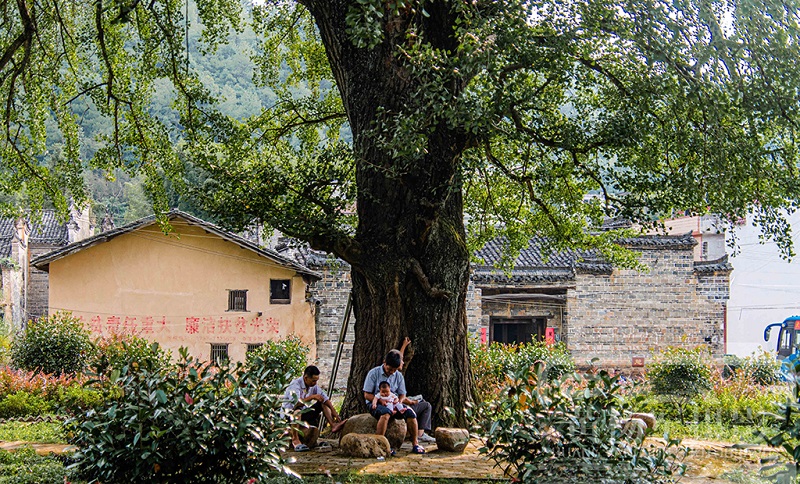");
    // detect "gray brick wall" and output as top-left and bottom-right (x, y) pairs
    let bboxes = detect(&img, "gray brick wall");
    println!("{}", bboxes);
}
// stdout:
(26, 244), (59, 322)
(308, 262), (354, 391)
(311, 245), (730, 388)
(566, 249), (728, 369)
